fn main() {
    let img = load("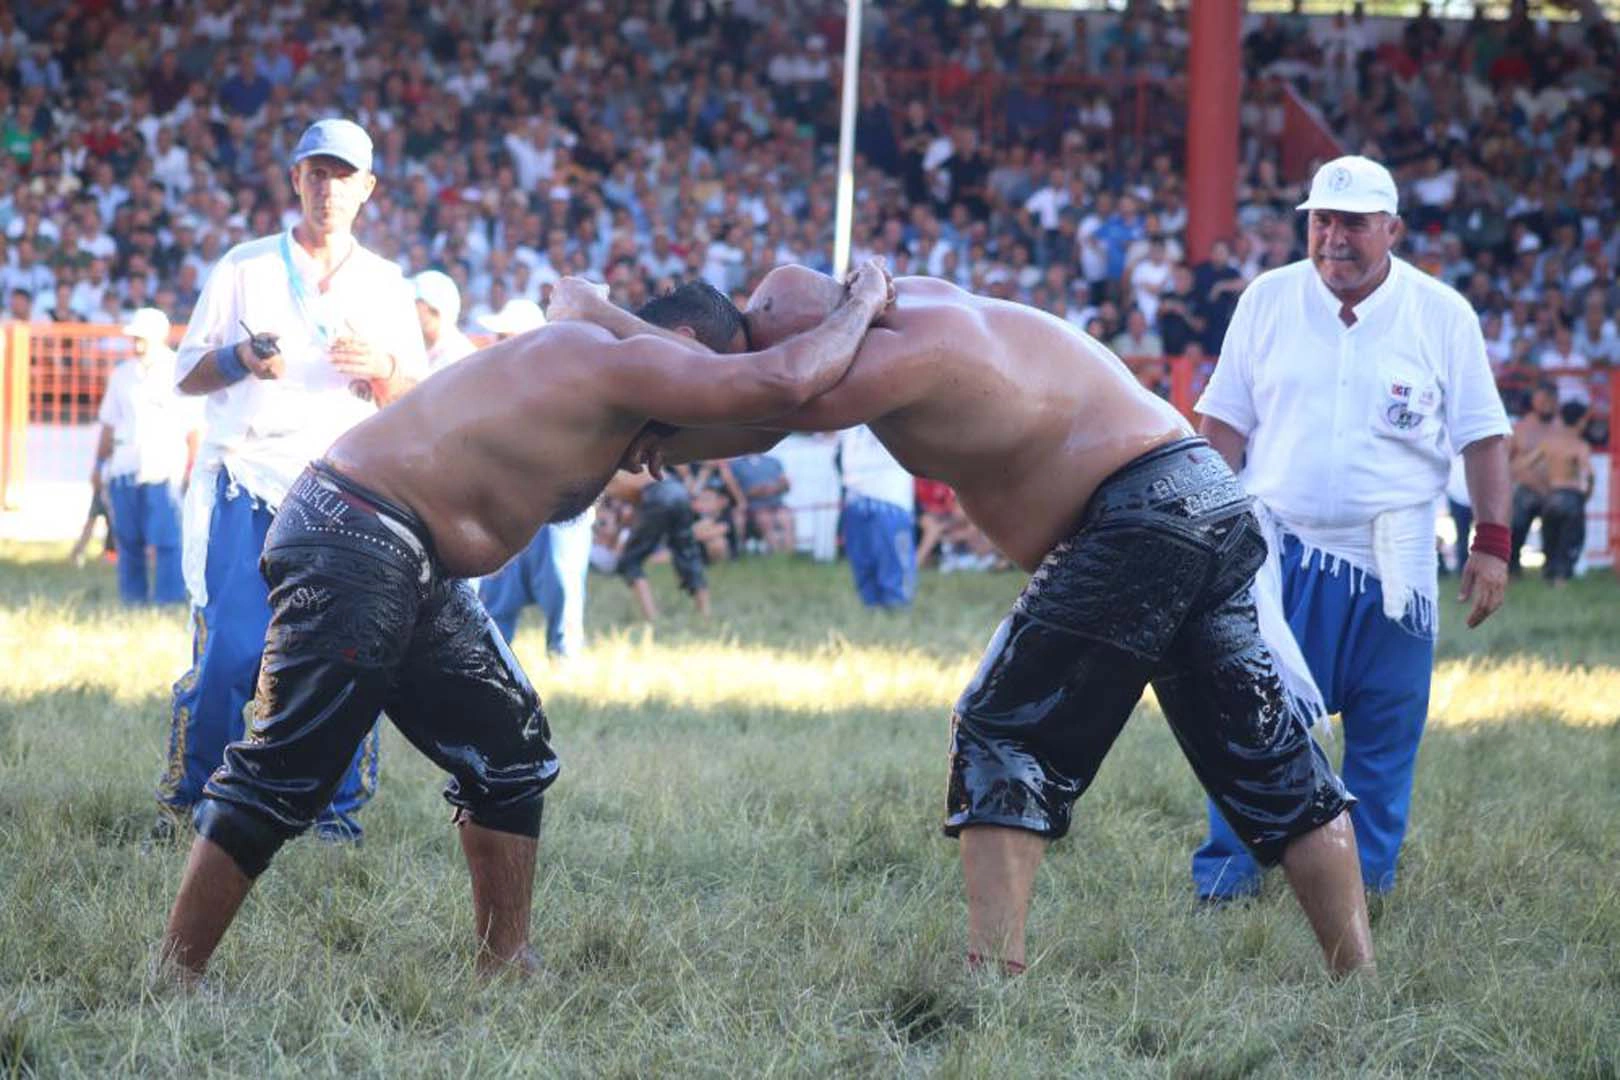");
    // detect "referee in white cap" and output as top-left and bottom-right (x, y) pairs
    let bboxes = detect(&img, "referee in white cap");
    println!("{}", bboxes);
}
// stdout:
(1189, 155), (1512, 901)
(156, 118), (427, 843)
